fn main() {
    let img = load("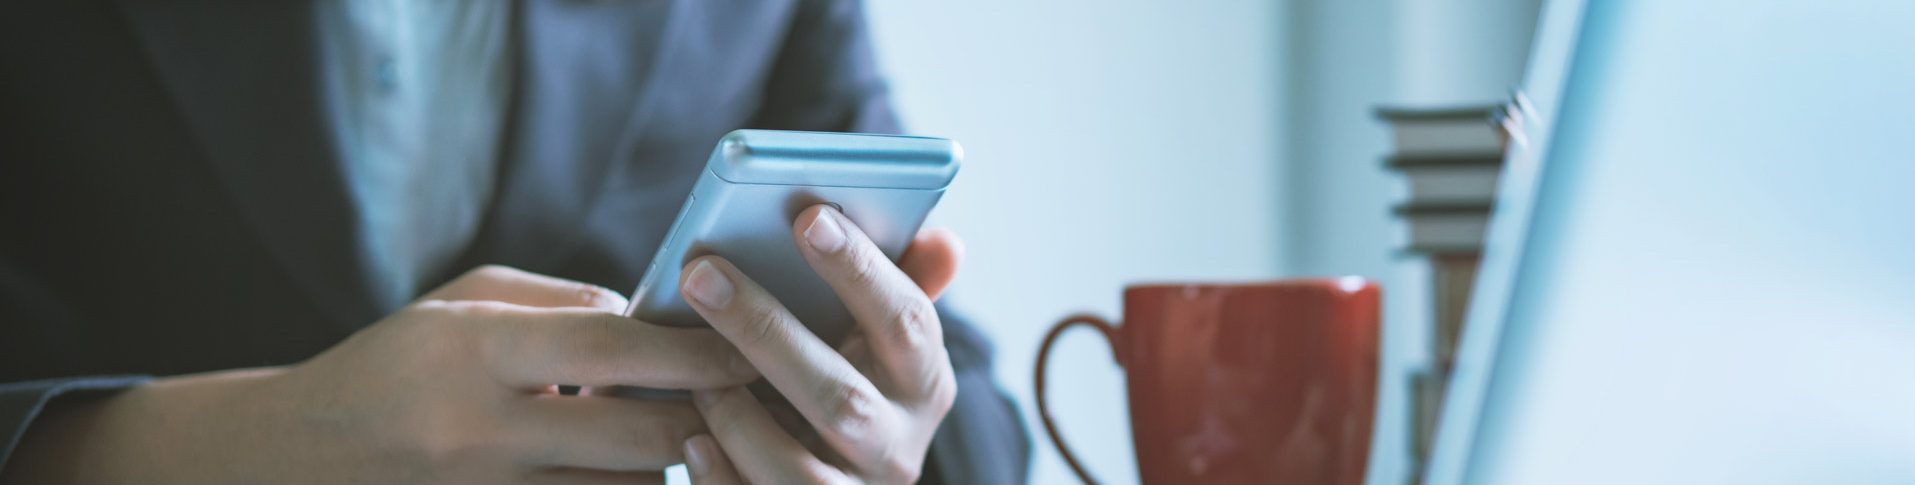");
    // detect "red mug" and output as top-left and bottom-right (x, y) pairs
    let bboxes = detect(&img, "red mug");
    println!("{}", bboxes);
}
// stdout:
(1035, 279), (1380, 484)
